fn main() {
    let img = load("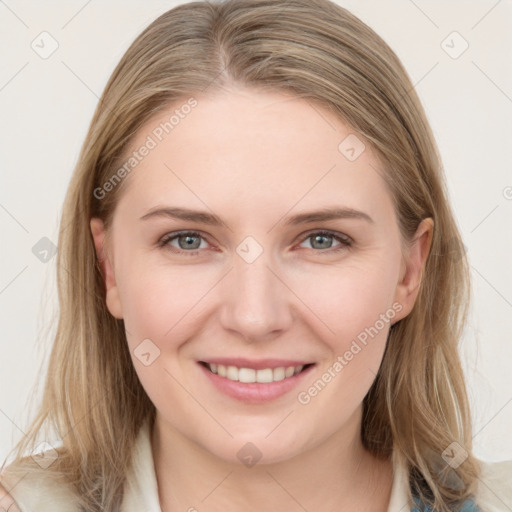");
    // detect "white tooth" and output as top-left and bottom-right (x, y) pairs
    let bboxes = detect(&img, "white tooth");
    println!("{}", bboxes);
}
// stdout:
(226, 365), (239, 381)
(285, 366), (295, 378)
(256, 368), (274, 383)
(273, 367), (286, 381)
(238, 368), (256, 383)
(215, 364), (306, 382)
